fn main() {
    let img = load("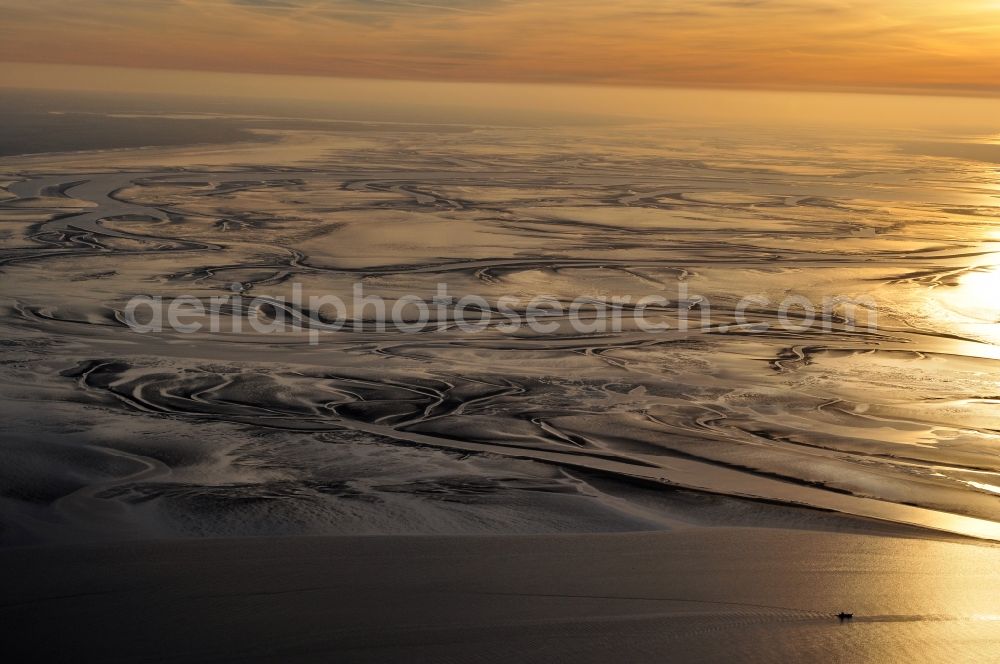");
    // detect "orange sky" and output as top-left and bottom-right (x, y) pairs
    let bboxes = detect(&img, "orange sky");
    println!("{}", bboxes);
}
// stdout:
(2, 1), (1000, 94)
